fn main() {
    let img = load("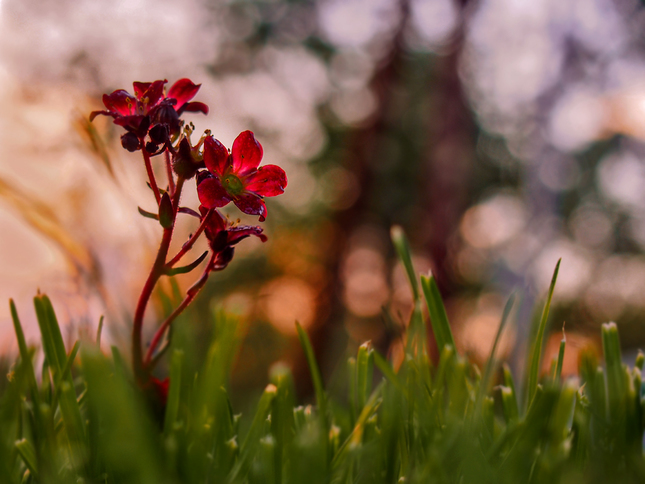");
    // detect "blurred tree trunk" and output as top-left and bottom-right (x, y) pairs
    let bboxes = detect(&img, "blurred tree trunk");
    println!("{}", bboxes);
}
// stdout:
(419, 0), (477, 294)
(293, 0), (478, 395)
